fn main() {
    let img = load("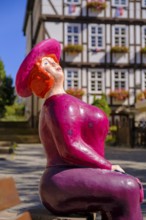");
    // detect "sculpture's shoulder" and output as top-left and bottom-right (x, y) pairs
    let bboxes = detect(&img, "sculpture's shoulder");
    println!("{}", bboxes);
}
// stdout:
(43, 94), (80, 121)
